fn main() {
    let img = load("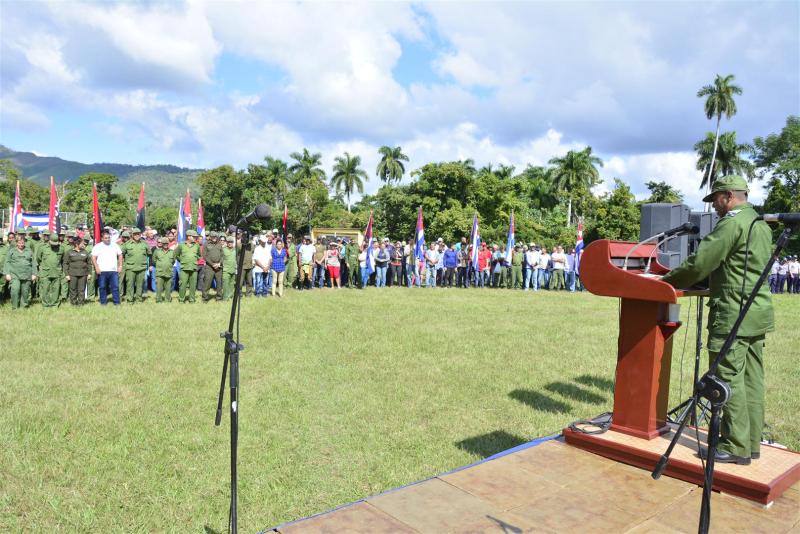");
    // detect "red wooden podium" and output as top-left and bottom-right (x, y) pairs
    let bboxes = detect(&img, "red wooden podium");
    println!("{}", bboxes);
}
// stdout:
(563, 239), (800, 505)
